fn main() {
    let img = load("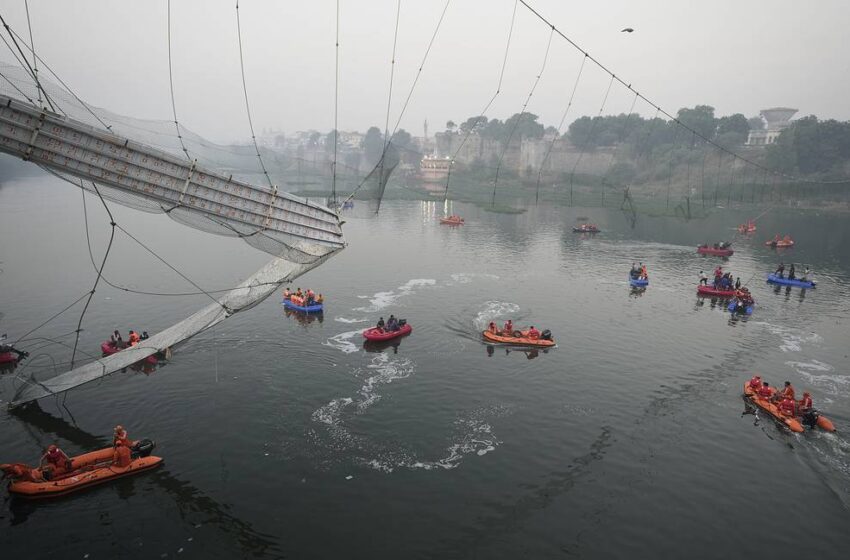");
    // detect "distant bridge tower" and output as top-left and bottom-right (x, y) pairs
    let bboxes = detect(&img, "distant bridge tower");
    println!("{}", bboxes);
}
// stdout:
(747, 107), (797, 146)
(424, 119), (429, 140)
